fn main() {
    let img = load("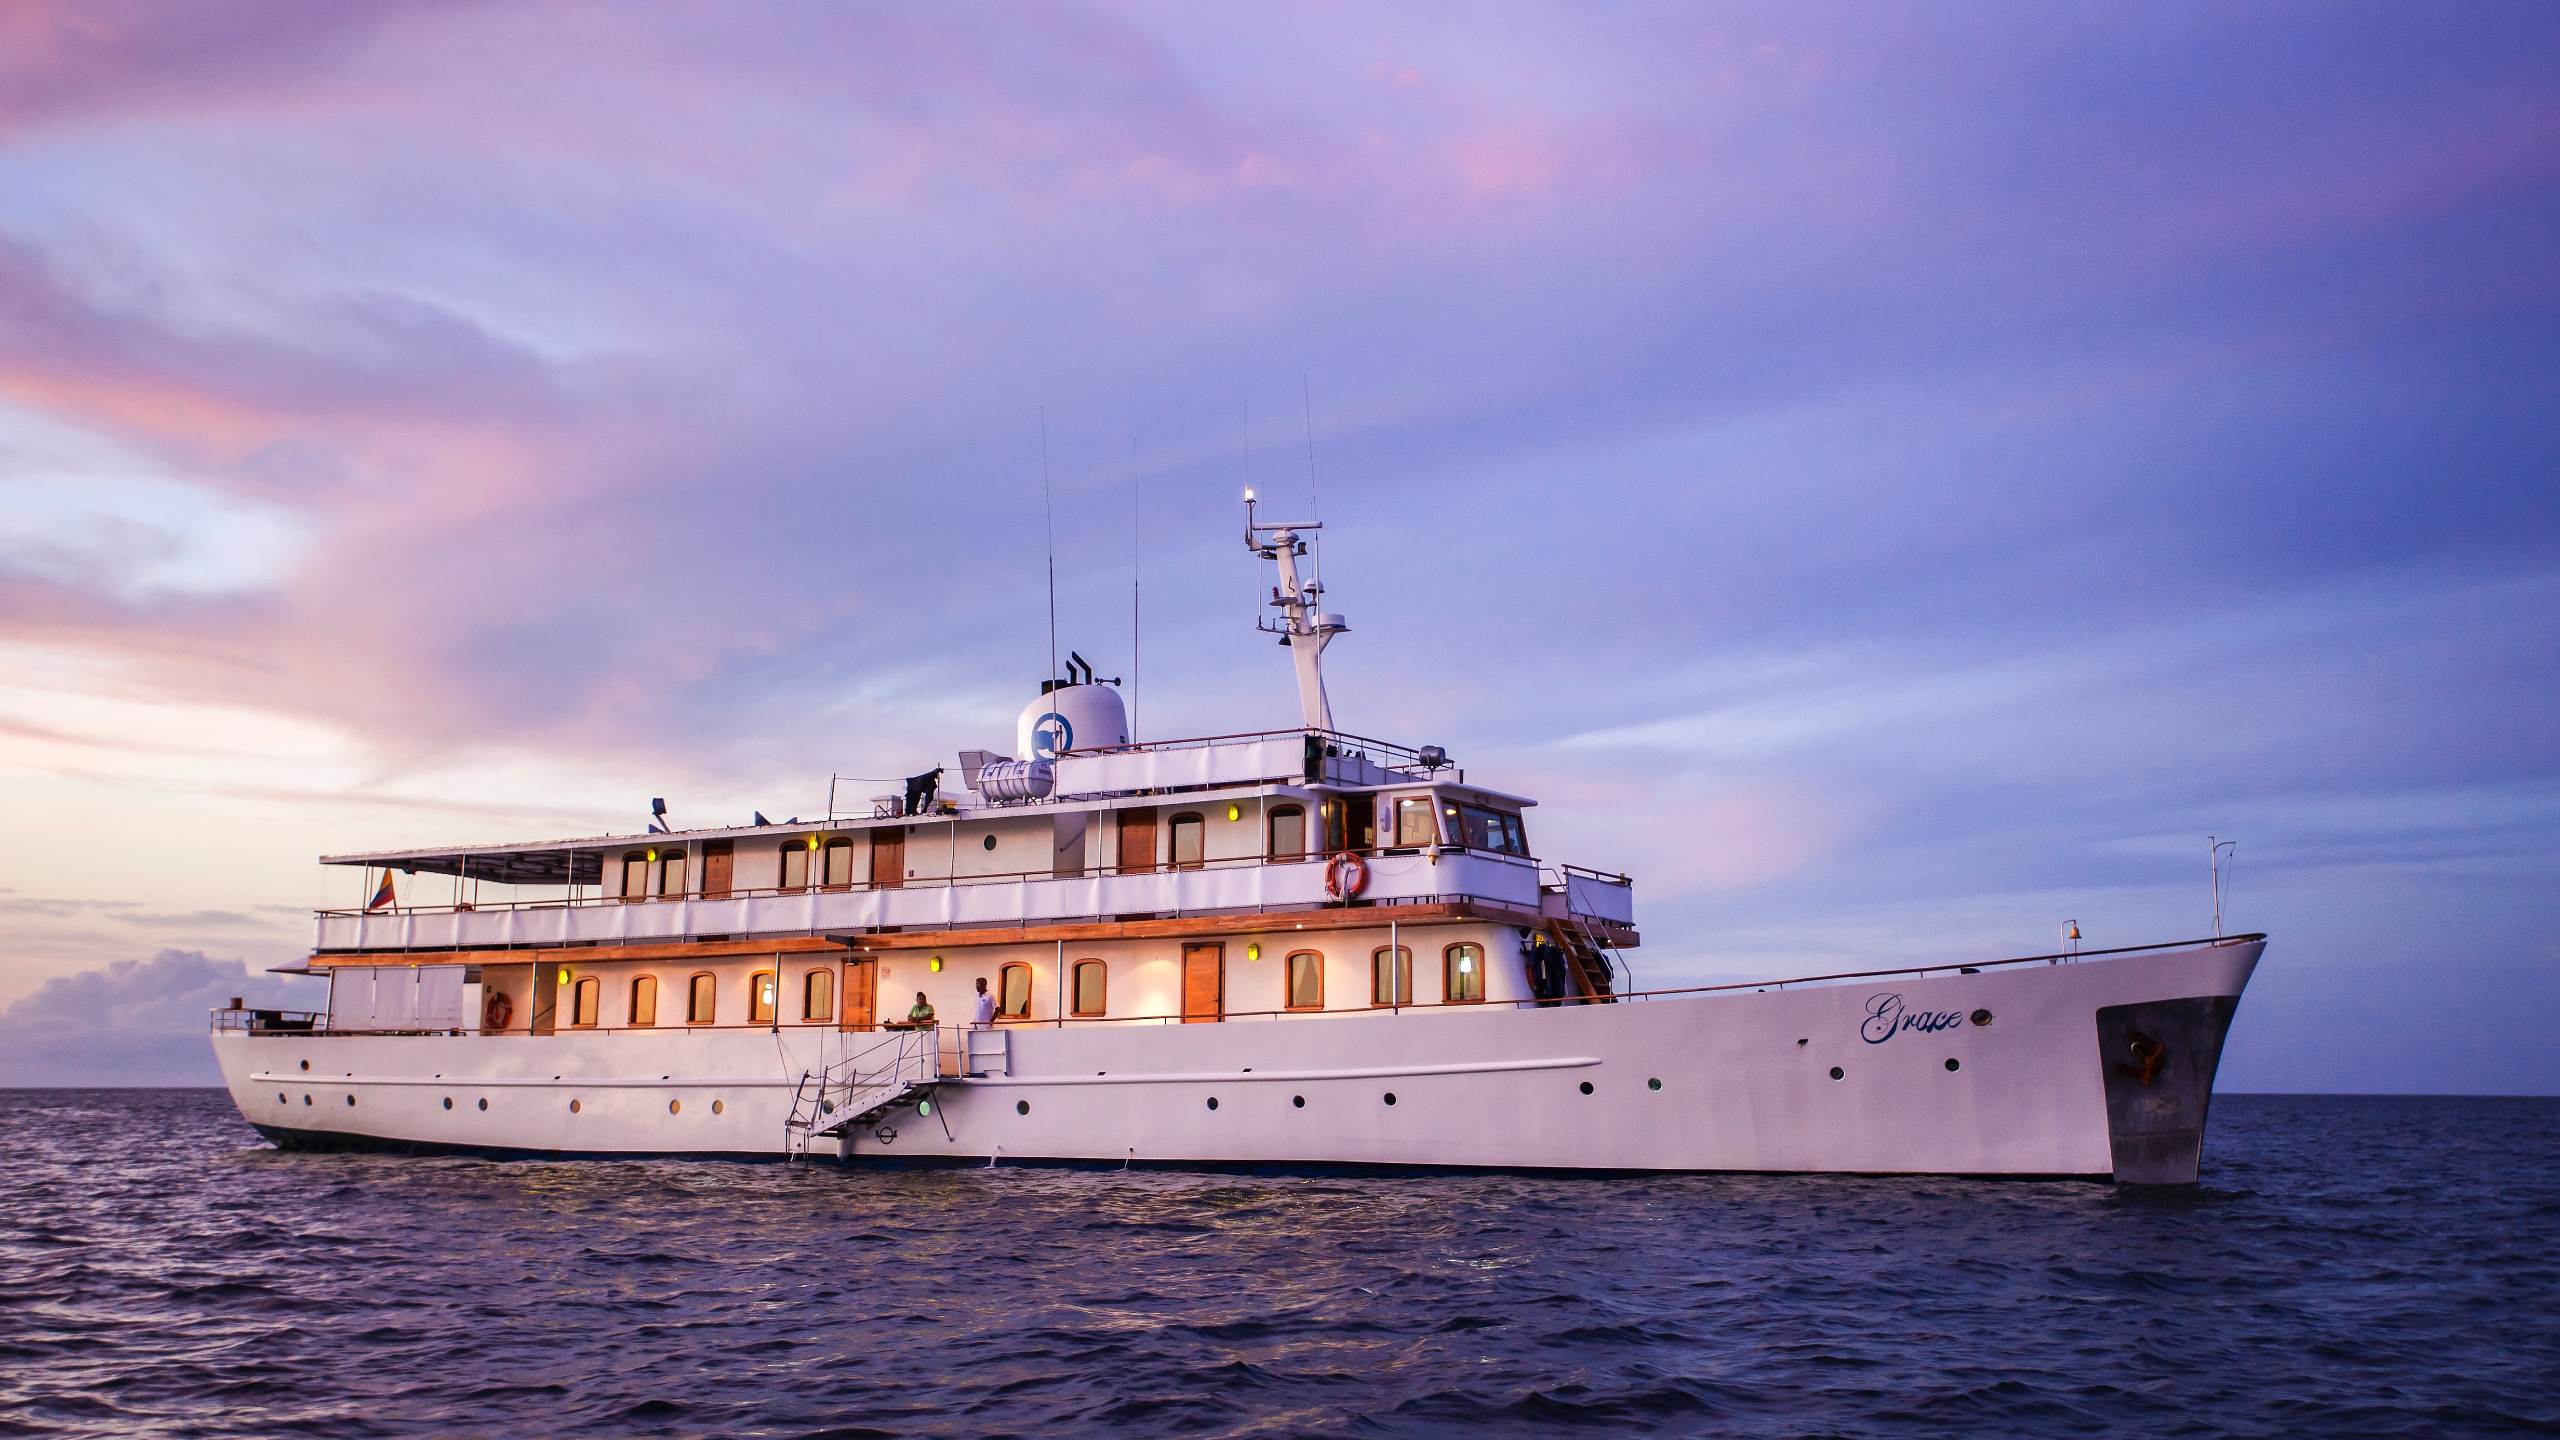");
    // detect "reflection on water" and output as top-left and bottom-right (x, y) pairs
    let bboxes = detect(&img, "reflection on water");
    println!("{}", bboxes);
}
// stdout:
(1, 1092), (2555, 1437)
